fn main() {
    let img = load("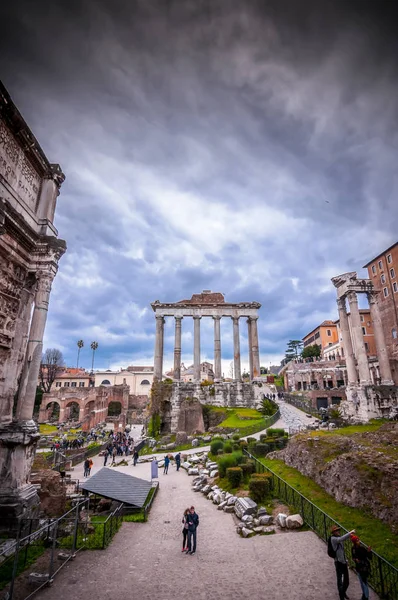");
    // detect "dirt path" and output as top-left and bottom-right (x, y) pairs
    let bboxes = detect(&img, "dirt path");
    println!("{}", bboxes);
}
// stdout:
(33, 459), (372, 600)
